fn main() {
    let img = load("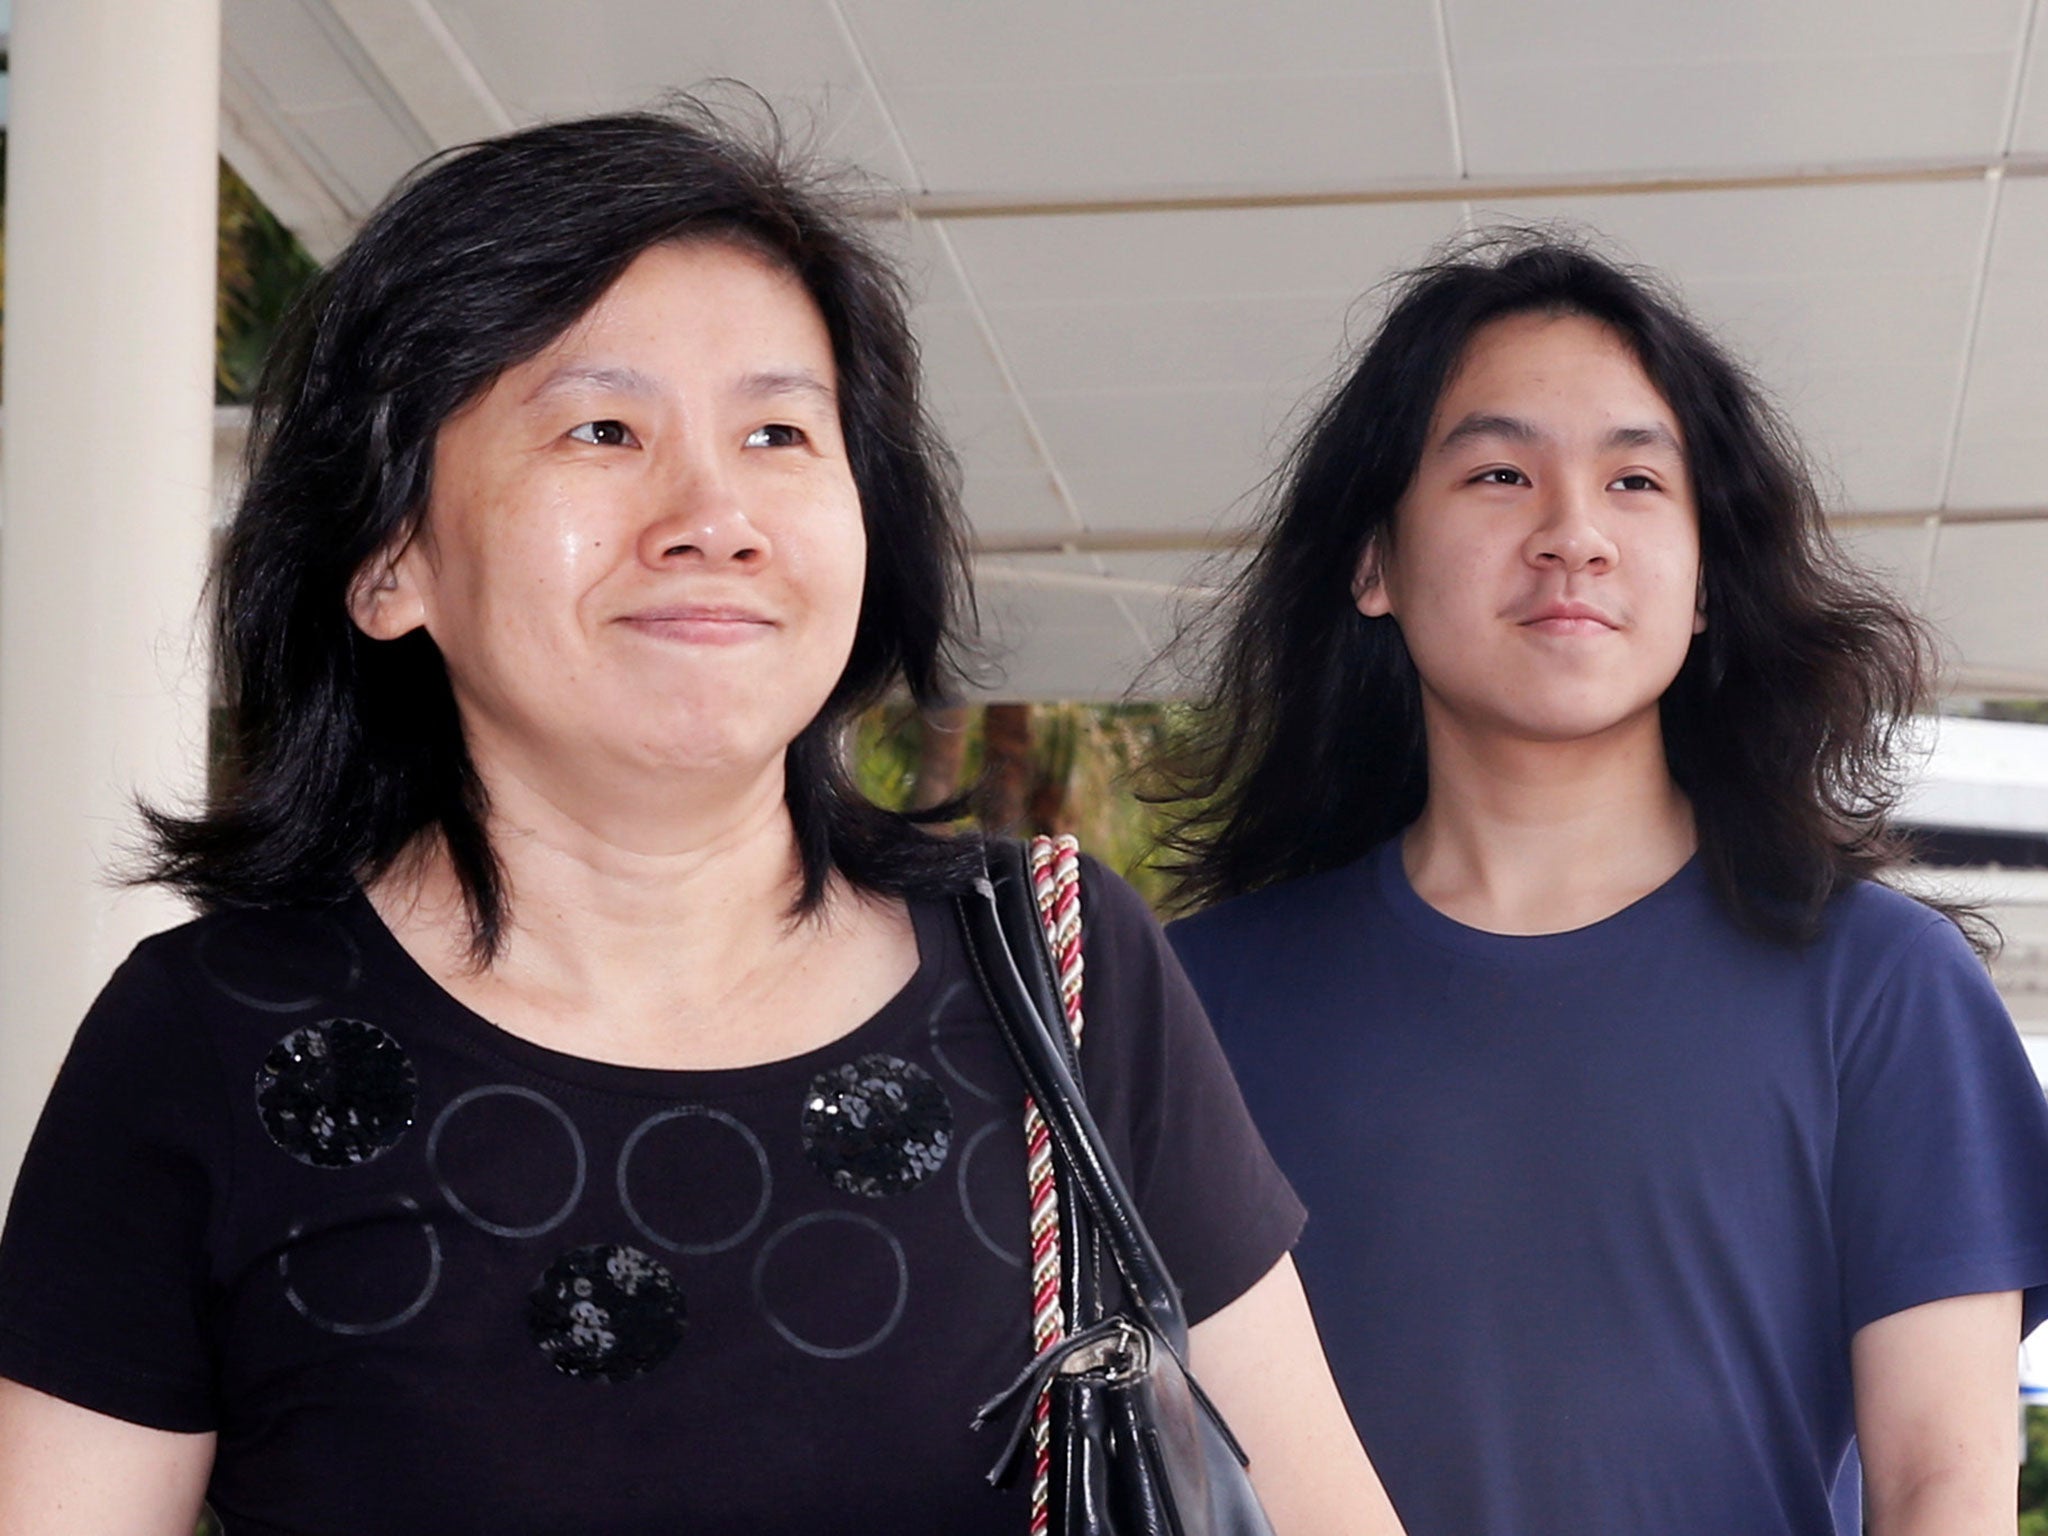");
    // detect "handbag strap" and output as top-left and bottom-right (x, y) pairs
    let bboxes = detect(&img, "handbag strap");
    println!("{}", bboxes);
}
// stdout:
(959, 838), (1191, 1346)
(1018, 836), (1079, 1536)
(963, 836), (1252, 1510)
(1026, 836), (1086, 1054)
